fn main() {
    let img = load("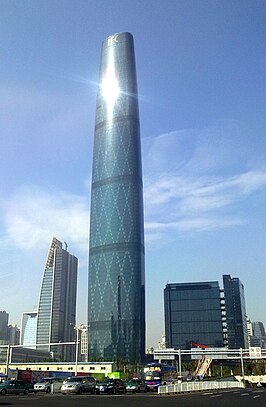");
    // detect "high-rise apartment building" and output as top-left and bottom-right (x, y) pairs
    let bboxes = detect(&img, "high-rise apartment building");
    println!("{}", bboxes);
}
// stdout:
(88, 32), (145, 364)
(164, 282), (224, 349)
(36, 237), (78, 361)
(8, 324), (20, 345)
(79, 325), (88, 363)
(223, 274), (248, 349)
(0, 311), (9, 344)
